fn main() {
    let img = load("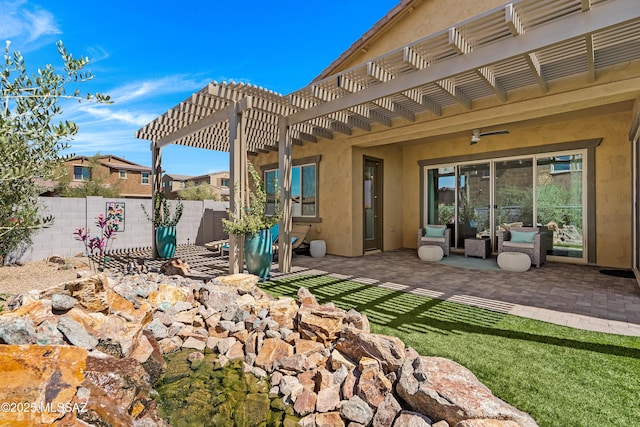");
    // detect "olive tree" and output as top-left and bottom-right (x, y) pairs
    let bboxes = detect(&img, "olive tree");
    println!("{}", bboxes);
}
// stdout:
(0, 40), (110, 262)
